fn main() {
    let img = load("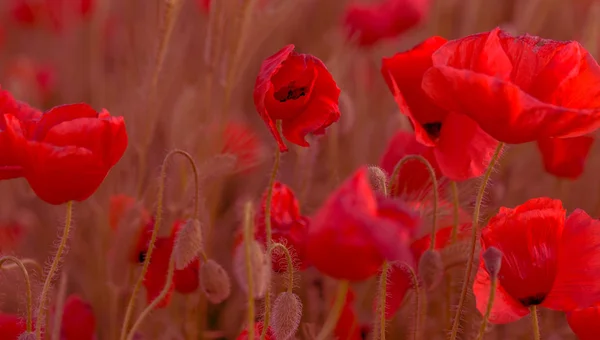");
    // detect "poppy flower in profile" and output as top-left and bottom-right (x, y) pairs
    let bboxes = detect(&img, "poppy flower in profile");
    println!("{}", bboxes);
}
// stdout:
(306, 167), (420, 281)
(2, 103), (127, 205)
(536, 136), (594, 179)
(0, 313), (26, 339)
(236, 321), (274, 340)
(254, 44), (341, 152)
(379, 130), (441, 197)
(221, 121), (265, 173)
(382, 36), (499, 181)
(254, 181), (310, 272)
(422, 27), (600, 144)
(473, 197), (600, 324)
(343, 0), (430, 47)
(567, 304), (600, 340)
(59, 294), (96, 340)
